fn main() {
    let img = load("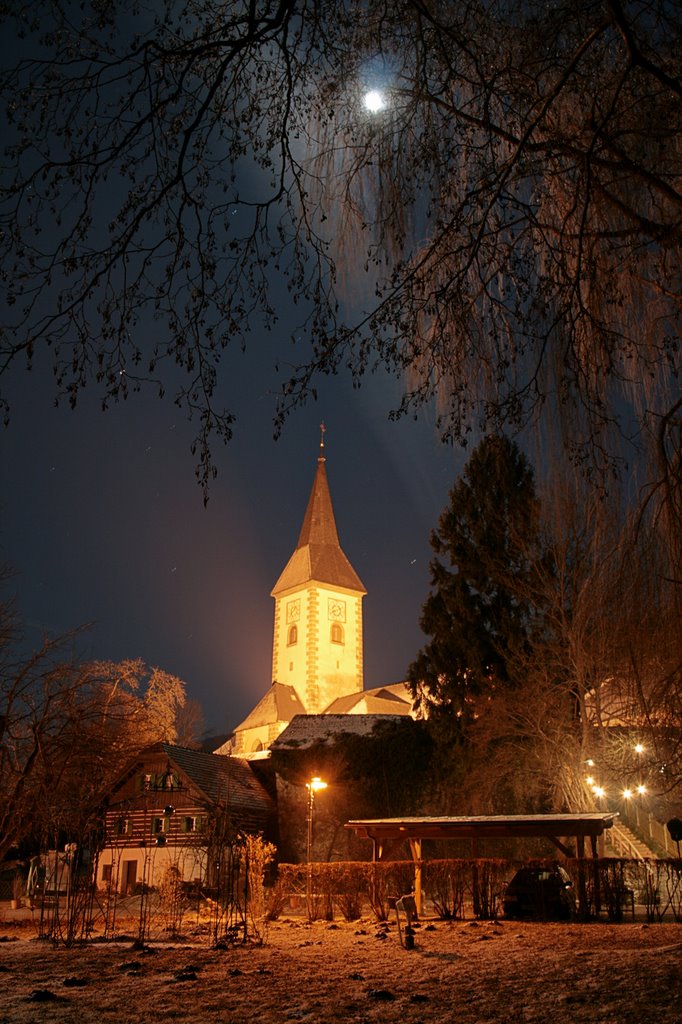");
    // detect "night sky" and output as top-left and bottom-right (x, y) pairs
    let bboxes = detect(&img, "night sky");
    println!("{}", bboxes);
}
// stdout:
(0, 13), (473, 739)
(1, 337), (467, 737)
